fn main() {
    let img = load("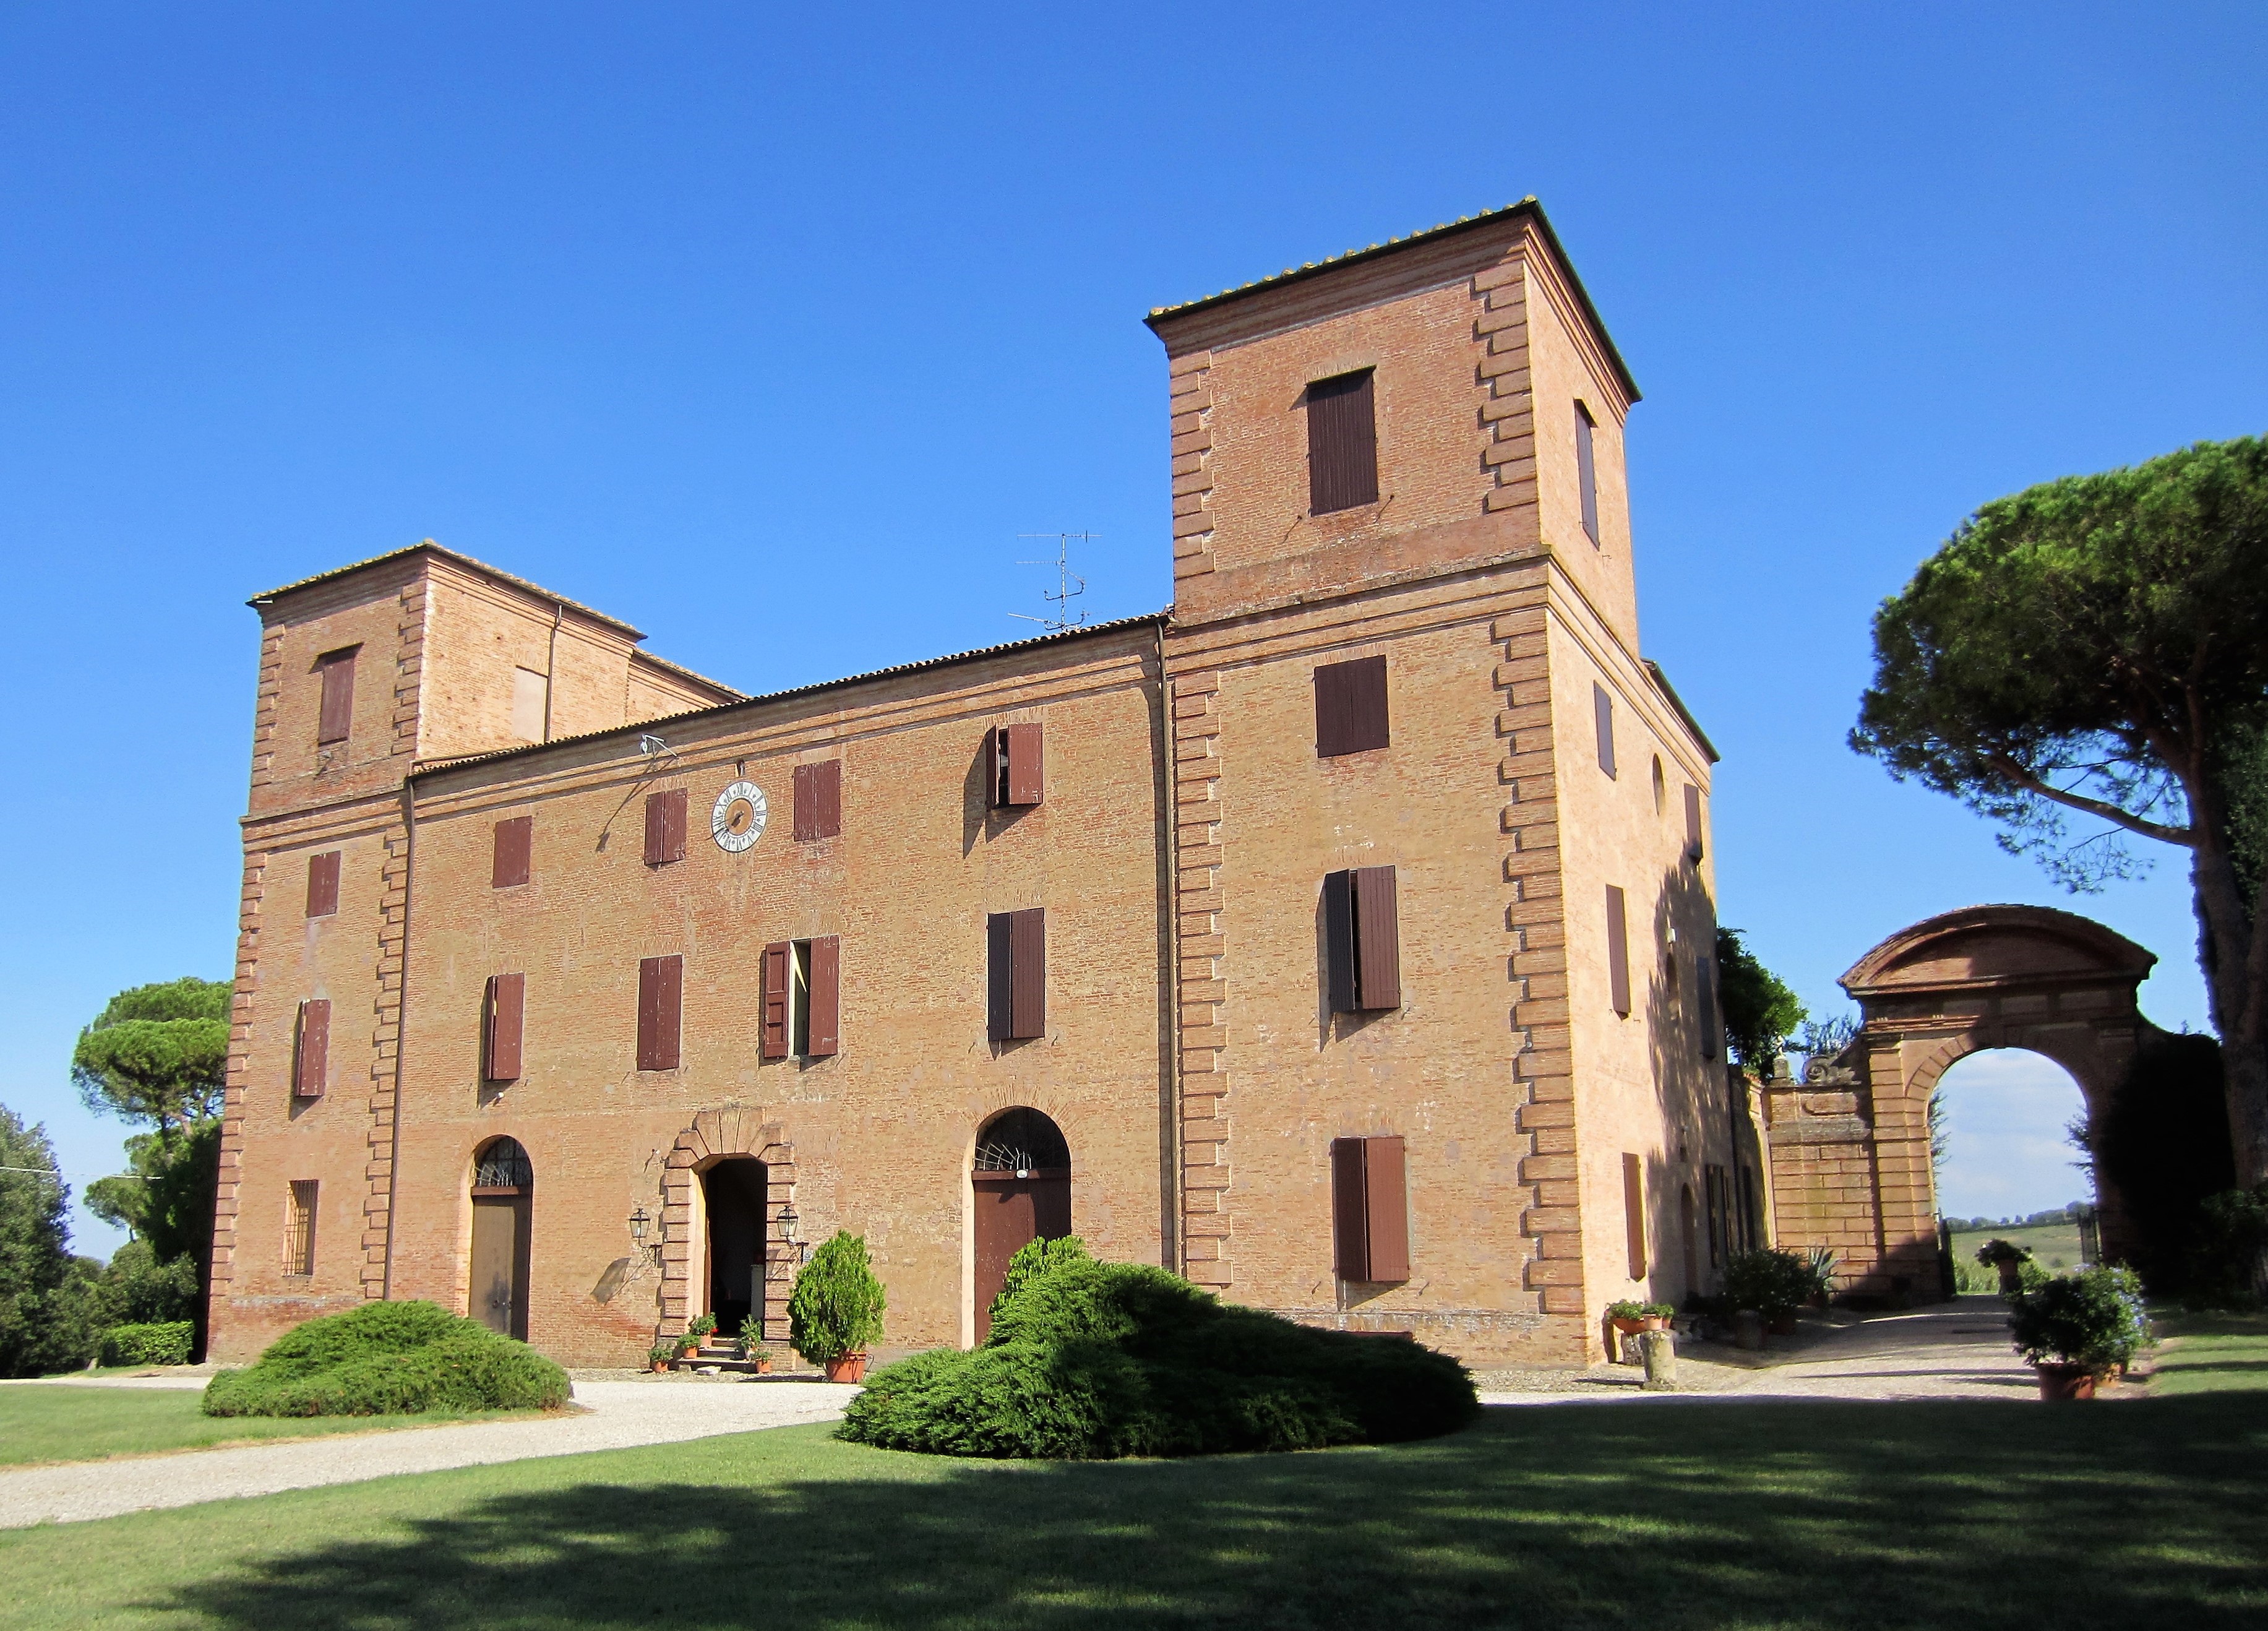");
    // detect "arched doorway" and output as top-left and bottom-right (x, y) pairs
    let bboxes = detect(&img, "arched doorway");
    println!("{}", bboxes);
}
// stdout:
(1679, 1183), (1699, 1300)
(701, 1157), (769, 1338)
(1933, 1048), (2097, 1287)
(972, 1107), (1070, 1340)
(469, 1137), (533, 1340)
